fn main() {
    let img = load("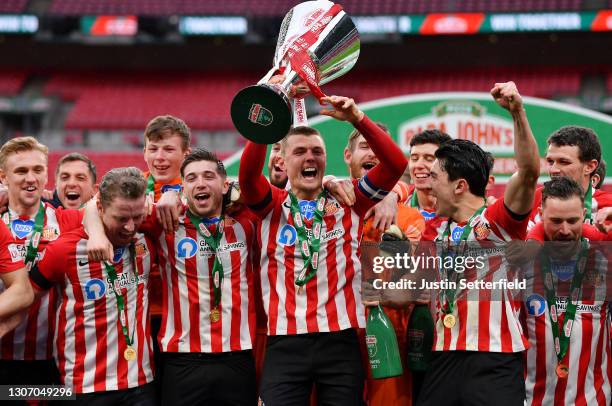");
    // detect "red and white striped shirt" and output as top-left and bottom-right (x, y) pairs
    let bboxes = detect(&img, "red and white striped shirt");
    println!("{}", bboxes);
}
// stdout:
(0, 221), (25, 274)
(529, 187), (612, 230)
(142, 208), (257, 353)
(522, 249), (611, 406)
(0, 204), (82, 360)
(252, 186), (373, 335)
(422, 198), (529, 352)
(31, 228), (156, 394)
